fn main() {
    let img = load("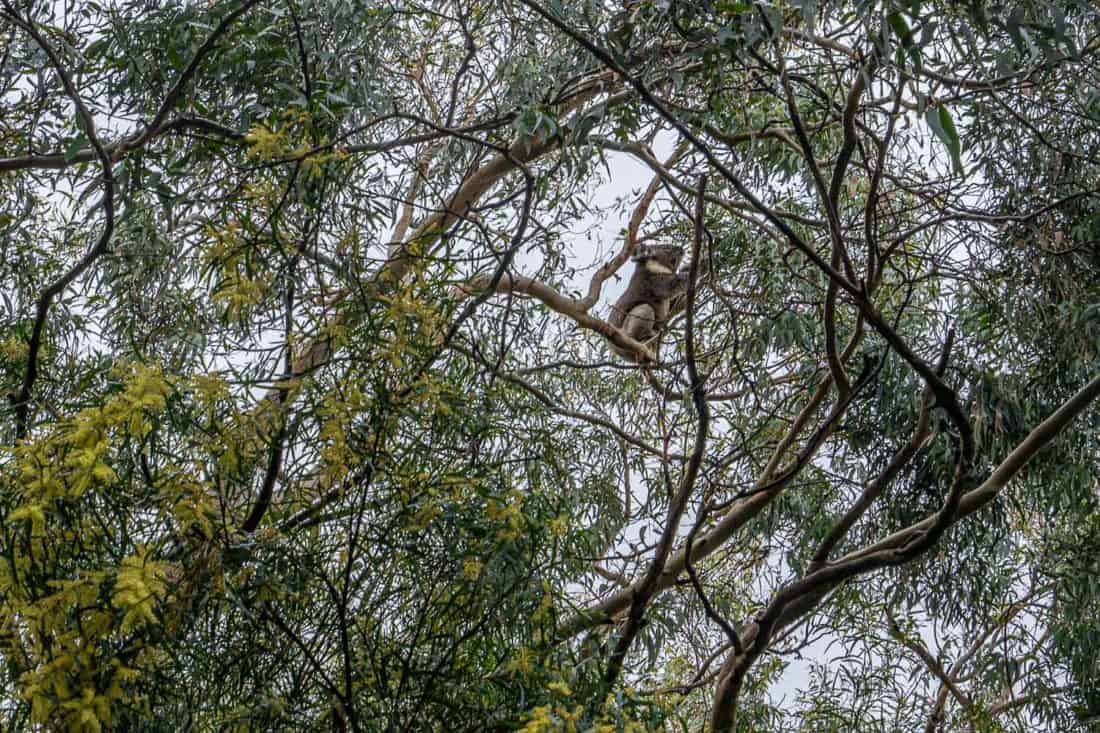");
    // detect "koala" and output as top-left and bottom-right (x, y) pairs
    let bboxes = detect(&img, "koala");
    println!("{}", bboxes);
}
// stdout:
(608, 244), (688, 361)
